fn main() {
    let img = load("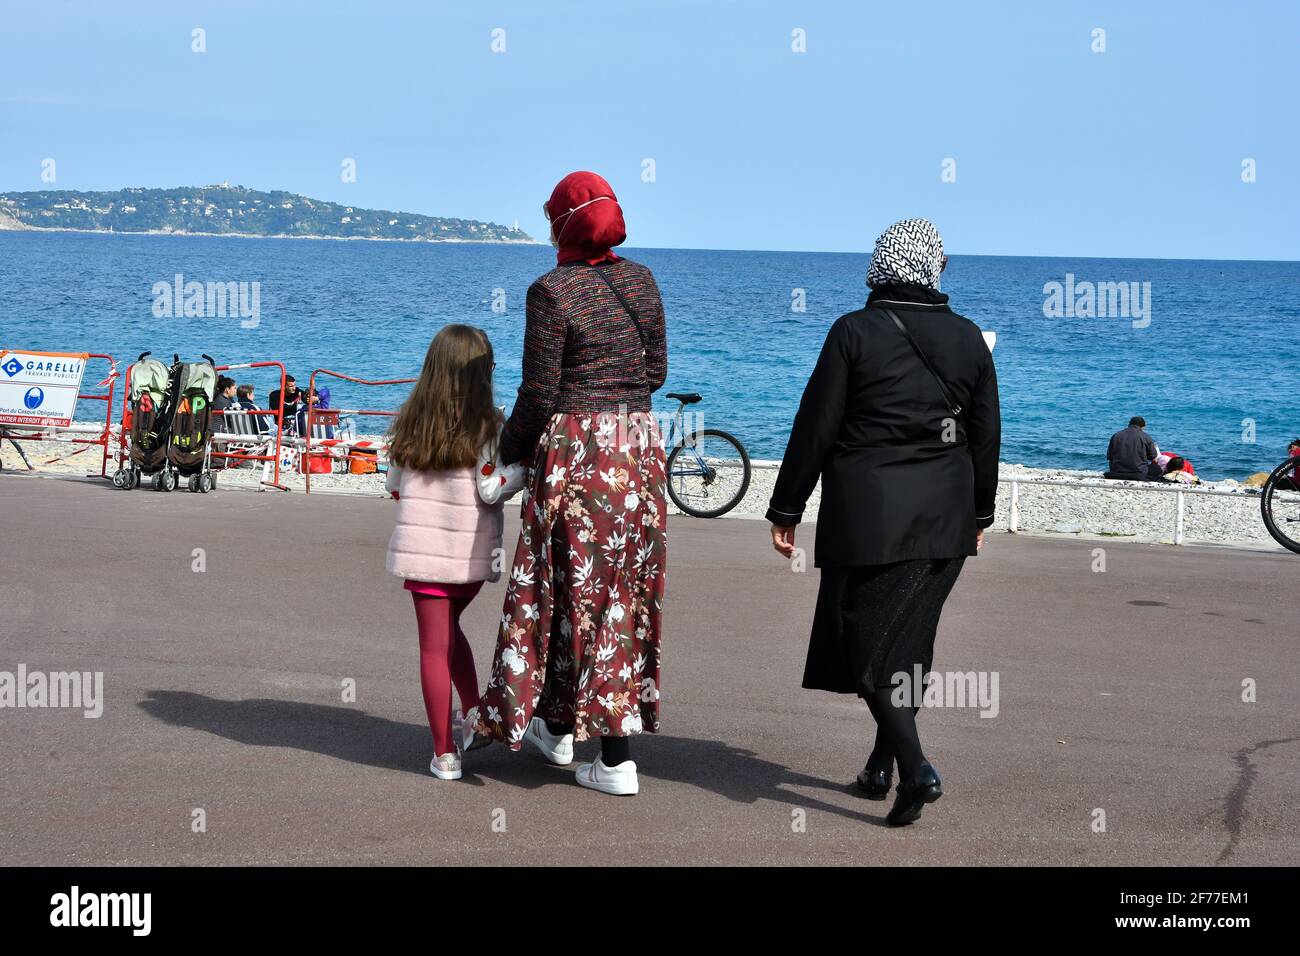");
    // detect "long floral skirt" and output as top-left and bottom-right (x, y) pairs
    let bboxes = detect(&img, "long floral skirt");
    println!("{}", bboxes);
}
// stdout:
(475, 411), (667, 746)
